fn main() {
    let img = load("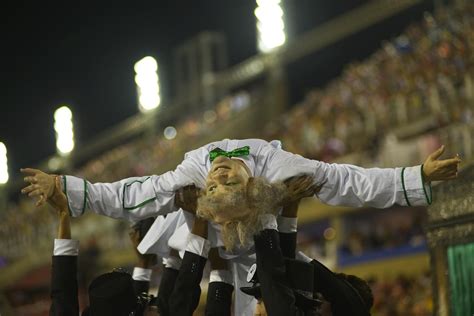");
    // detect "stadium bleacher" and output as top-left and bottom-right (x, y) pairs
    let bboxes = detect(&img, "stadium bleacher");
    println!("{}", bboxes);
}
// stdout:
(1, 1), (473, 315)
